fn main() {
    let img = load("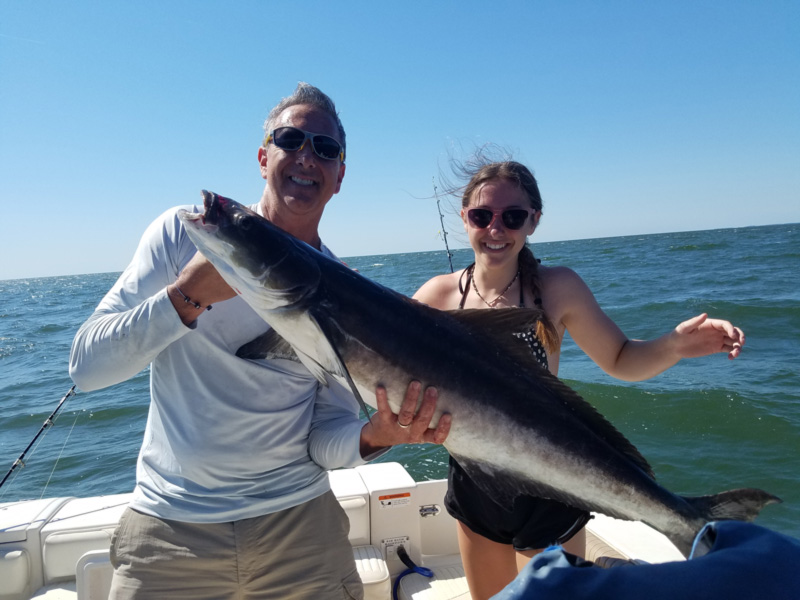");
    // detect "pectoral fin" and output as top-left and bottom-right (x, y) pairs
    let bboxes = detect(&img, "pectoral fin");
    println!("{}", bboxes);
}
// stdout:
(237, 329), (299, 362)
(237, 326), (372, 422)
